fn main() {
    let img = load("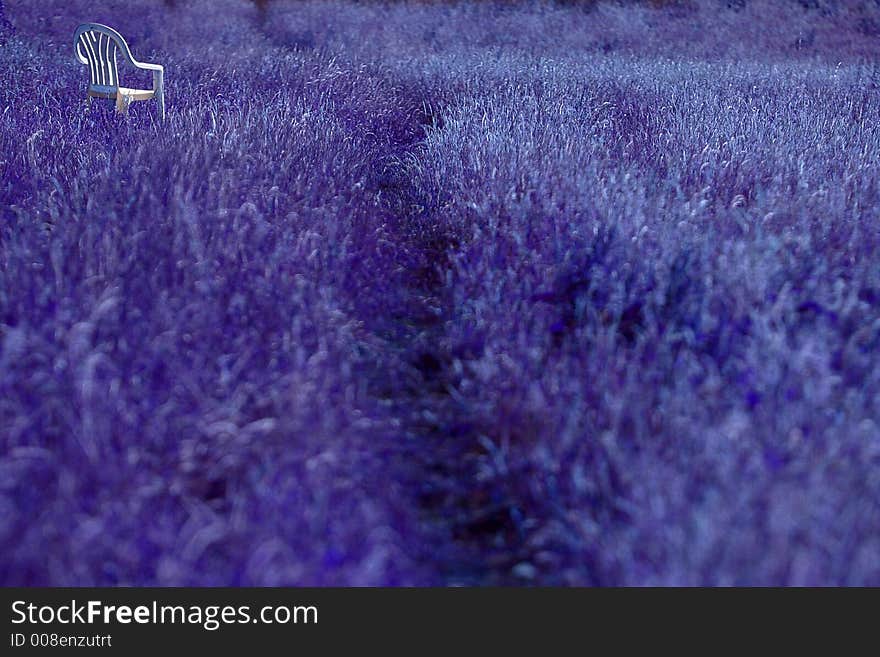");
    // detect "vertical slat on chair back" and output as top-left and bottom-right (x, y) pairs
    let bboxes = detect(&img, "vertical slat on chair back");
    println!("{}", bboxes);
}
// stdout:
(76, 29), (119, 89)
